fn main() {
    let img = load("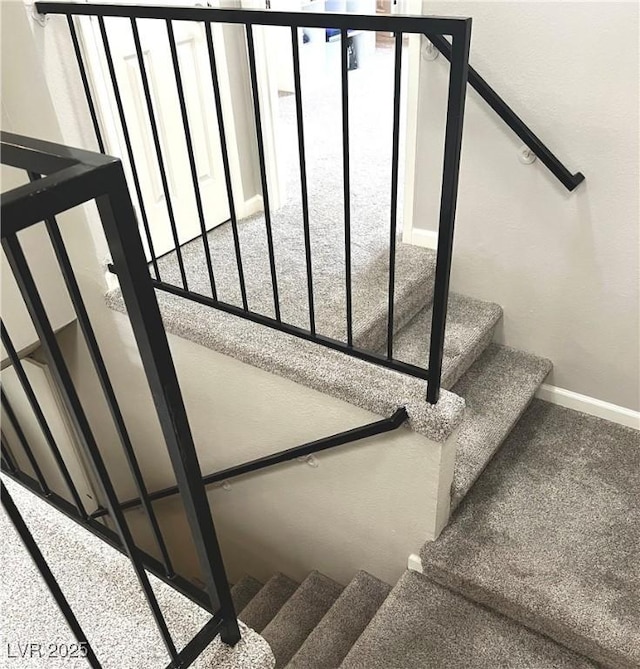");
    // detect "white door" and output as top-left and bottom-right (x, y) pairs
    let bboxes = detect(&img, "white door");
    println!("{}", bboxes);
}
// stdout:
(83, 13), (232, 259)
